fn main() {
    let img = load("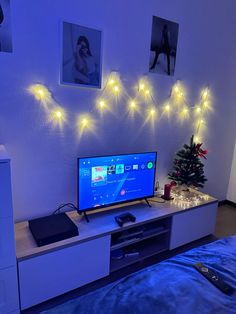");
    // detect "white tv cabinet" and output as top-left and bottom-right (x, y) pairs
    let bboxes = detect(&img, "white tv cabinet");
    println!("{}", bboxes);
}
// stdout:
(0, 146), (19, 314)
(15, 192), (218, 310)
